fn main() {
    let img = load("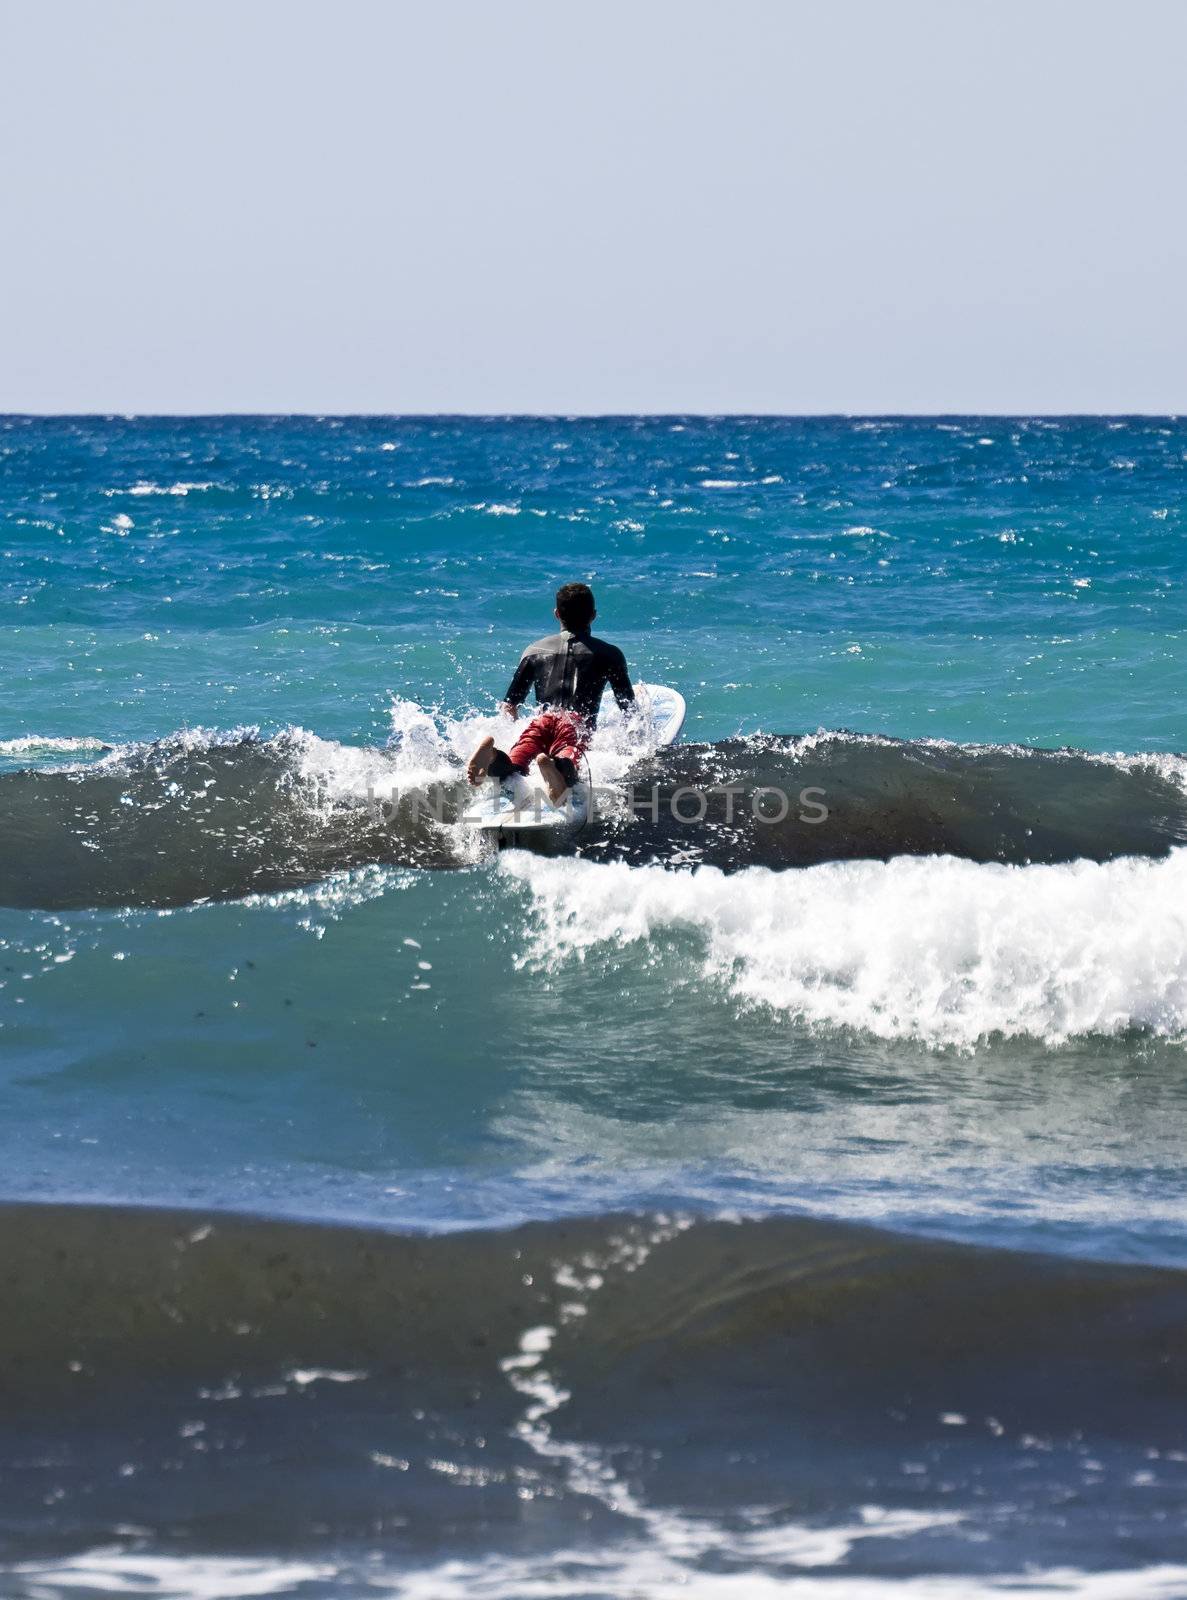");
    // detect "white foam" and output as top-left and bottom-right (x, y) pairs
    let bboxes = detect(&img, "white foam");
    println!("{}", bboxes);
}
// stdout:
(291, 725), (412, 800)
(12, 1548), (1187, 1600)
(385, 1559), (1187, 1598)
(238, 865), (409, 937)
(0, 735), (108, 757)
(384, 697), (477, 787)
(283, 1366), (367, 1388)
(501, 850), (1187, 1049)
(383, 693), (666, 797)
(10, 1554), (335, 1596)
(102, 480), (216, 496)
